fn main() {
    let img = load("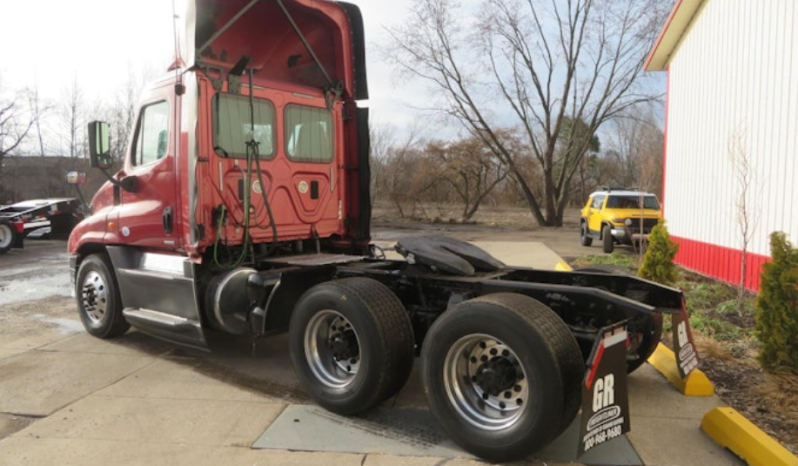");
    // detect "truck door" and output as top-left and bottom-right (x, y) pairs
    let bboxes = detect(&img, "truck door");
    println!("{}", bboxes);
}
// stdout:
(114, 92), (181, 250)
